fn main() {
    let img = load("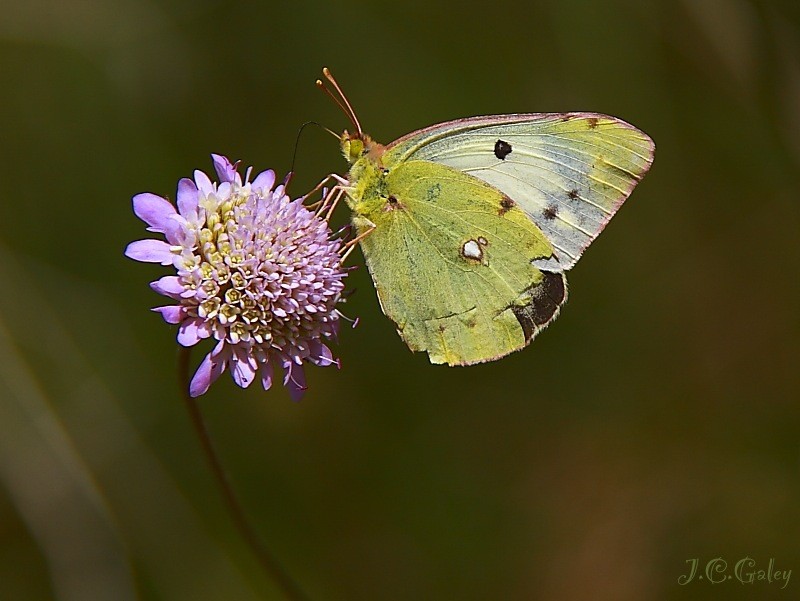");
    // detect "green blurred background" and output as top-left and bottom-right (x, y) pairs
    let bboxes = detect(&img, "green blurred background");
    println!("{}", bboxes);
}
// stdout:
(1, 0), (799, 599)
